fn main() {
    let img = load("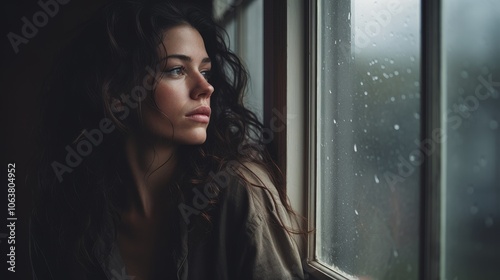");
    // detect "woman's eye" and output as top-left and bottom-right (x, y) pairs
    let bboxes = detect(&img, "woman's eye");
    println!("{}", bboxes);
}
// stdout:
(201, 70), (211, 81)
(165, 67), (184, 77)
